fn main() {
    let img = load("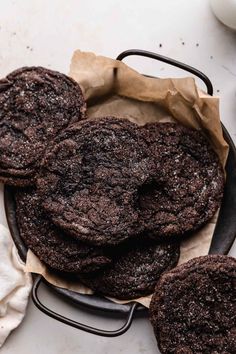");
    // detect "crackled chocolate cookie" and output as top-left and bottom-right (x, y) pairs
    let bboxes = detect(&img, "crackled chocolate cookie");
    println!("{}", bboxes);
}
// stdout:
(149, 255), (236, 354)
(80, 239), (180, 299)
(139, 123), (224, 239)
(15, 188), (111, 273)
(0, 67), (86, 186)
(37, 117), (152, 246)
